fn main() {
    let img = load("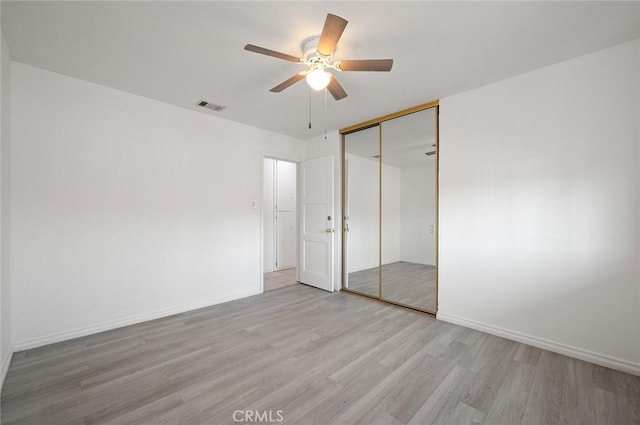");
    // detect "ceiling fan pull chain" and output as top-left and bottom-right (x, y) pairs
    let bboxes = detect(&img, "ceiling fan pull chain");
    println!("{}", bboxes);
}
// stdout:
(308, 86), (312, 129)
(324, 88), (328, 140)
